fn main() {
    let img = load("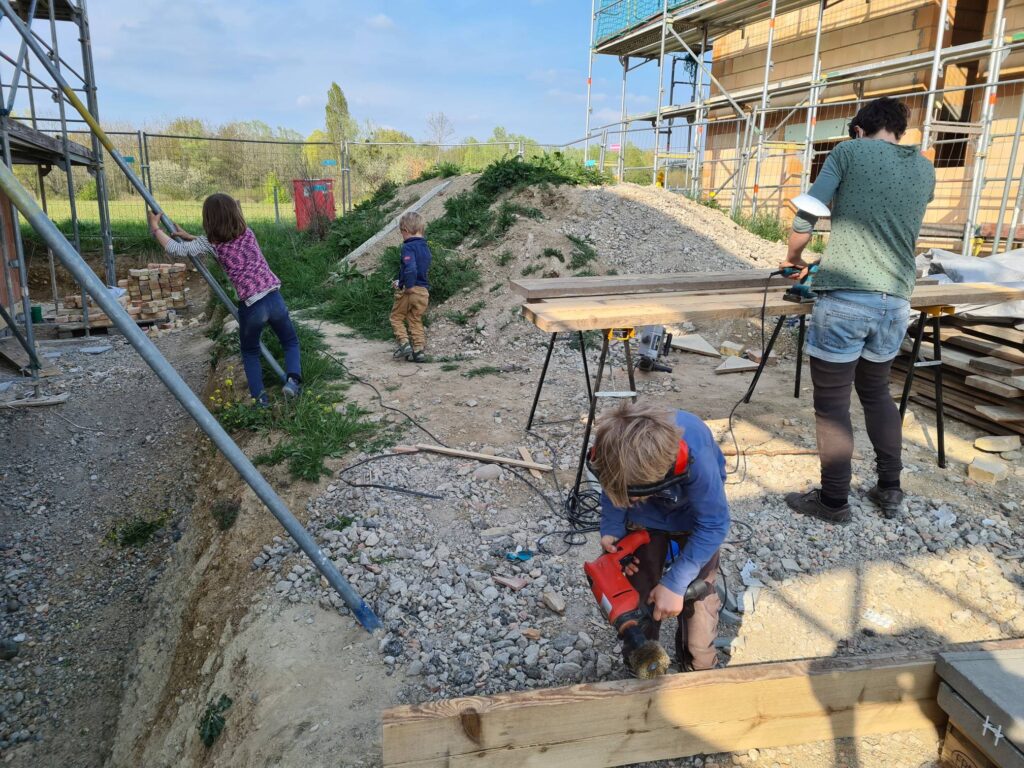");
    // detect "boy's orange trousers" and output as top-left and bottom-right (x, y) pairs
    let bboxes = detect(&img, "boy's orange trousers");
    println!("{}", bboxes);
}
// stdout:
(390, 287), (429, 351)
